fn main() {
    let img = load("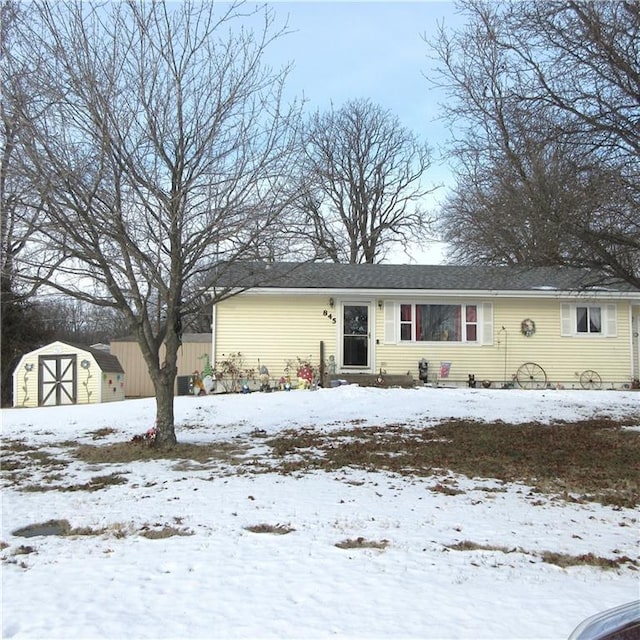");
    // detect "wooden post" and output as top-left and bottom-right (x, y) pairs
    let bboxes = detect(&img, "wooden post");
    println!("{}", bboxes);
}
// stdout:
(319, 341), (325, 387)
